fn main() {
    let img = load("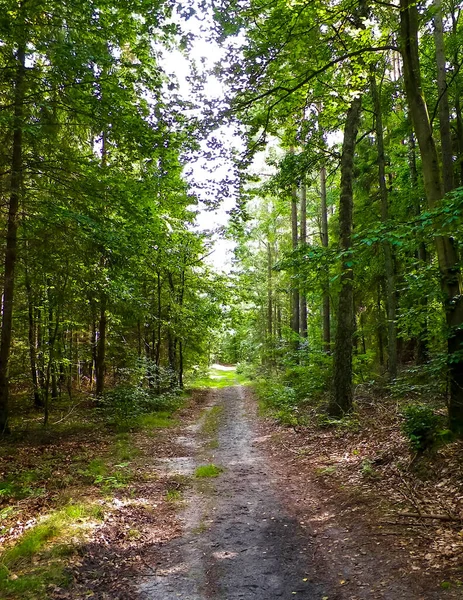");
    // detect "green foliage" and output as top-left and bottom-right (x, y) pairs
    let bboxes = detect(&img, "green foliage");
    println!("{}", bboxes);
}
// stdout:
(138, 412), (177, 430)
(98, 385), (183, 429)
(391, 355), (448, 399)
(283, 354), (332, 401)
(401, 404), (445, 452)
(0, 469), (47, 501)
